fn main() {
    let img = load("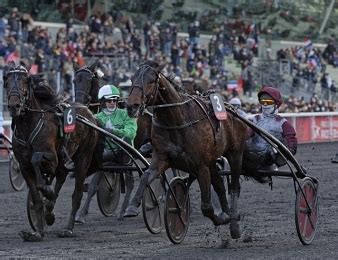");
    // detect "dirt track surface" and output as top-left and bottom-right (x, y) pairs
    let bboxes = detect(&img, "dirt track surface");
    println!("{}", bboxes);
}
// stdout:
(0, 142), (337, 259)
